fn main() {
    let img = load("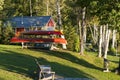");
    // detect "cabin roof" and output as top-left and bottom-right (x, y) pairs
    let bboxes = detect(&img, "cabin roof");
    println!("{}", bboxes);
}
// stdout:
(10, 16), (53, 28)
